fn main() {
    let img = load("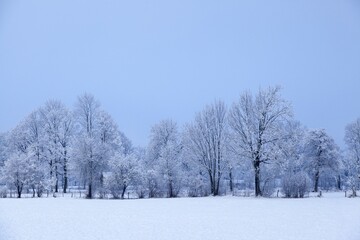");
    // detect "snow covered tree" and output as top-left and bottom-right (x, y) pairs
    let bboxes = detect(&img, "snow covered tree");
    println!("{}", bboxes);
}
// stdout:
(118, 131), (133, 156)
(8, 118), (33, 155)
(0, 132), (9, 168)
(106, 152), (139, 199)
(228, 86), (292, 196)
(5, 111), (49, 197)
(72, 93), (103, 198)
(344, 118), (360, 196)
(282, 171), (311, 198)
(72, 93), (120, 199)
(181, 157), (209, 197)
(57, 108), (73, 193)
(303, 129), (340, 192)
(147, 120), (183, 197)
(276, 121), (312, 197)
(277, 121), (306, 174)
(40, 100), (73, 193)
(2, 152), (31, 198)
(184, 101), (228, 196)
(96, 110), (122, 197)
